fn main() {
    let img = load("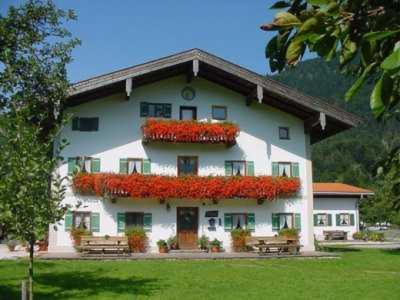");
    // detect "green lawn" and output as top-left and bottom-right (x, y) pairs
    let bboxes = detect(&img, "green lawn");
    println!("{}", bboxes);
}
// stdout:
(1, 248), (400, 300)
